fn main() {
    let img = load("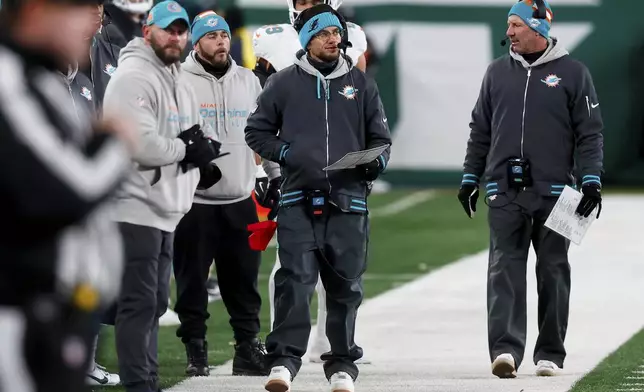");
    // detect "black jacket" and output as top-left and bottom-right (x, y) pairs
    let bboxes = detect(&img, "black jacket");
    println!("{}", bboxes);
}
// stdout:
(60, 65), (96, 119)
(86, 27), (122, 112)
(0, 33), (130, 306)
(463, 39), (604, 196)
(103, 4), (142, 49)
(245, 53), (391, 207)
